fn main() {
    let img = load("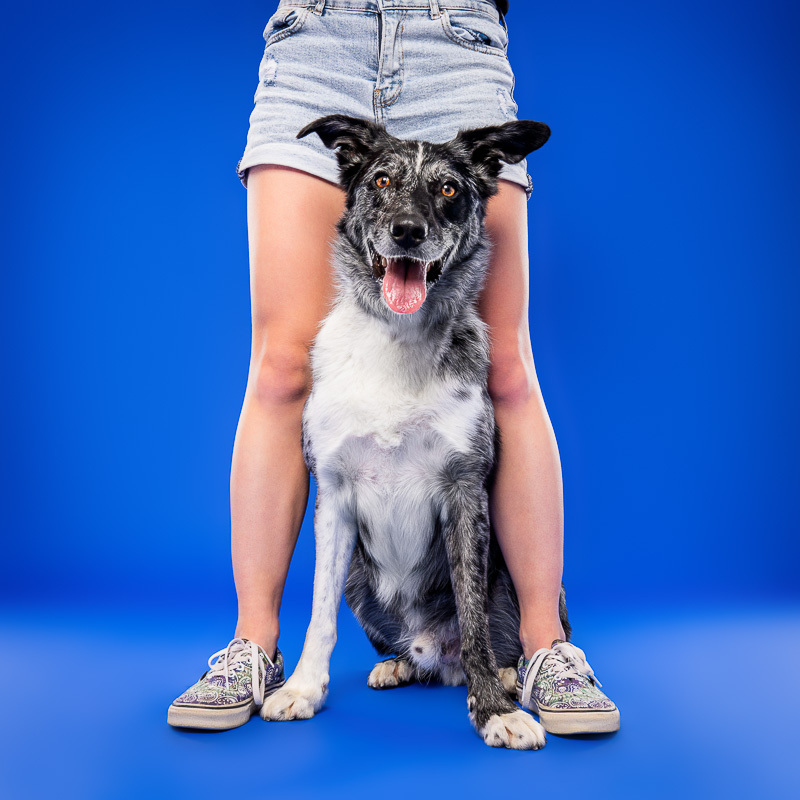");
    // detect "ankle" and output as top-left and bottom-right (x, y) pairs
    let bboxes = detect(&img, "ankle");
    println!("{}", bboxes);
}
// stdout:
(234, 622), (280, 661)
(519, 620), (567, 661)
